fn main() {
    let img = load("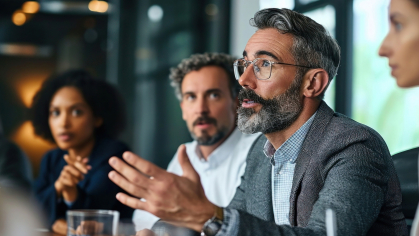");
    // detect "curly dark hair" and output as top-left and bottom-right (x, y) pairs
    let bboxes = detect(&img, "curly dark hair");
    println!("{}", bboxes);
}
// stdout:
(169, 53), (240, 100)
(30, 70), (126, 143)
